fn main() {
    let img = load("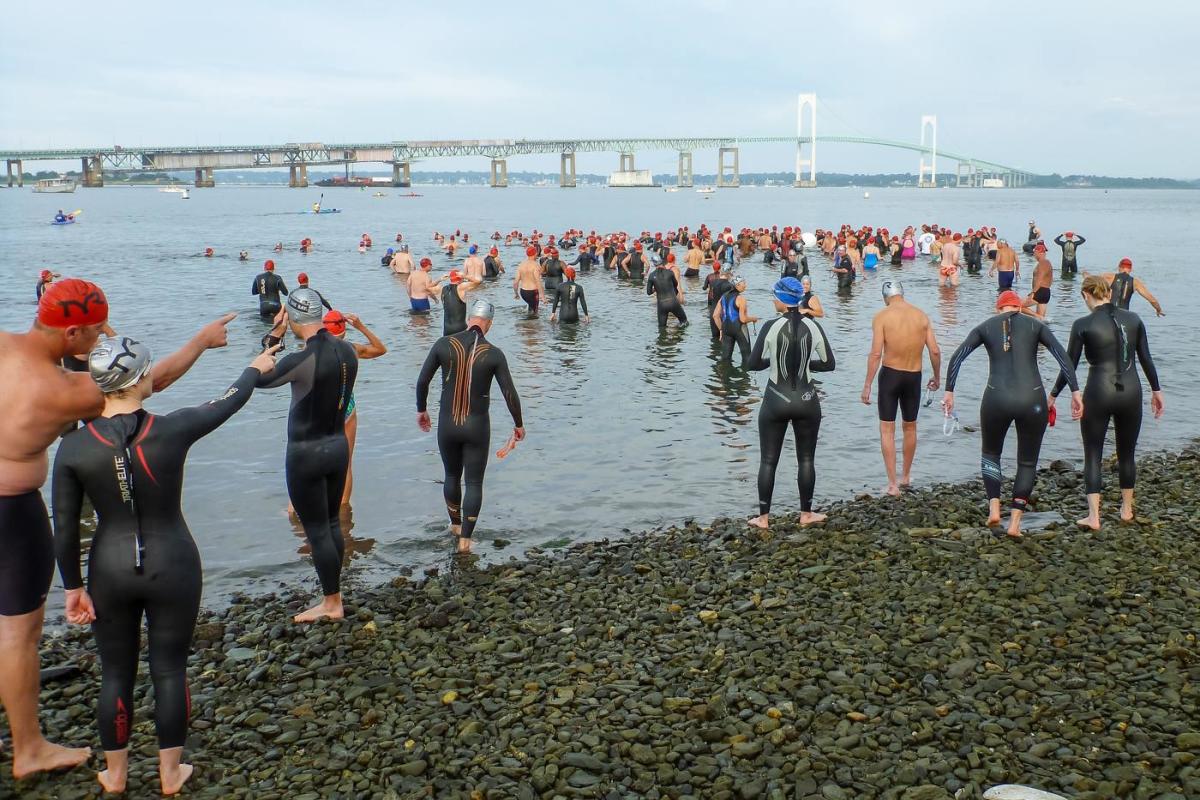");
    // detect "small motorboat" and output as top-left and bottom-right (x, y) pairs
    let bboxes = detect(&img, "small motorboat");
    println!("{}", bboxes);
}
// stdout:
(373, 192), (387, 197)
(400, 192), (423, 198)
(696, 187), (715, 194)
(34, 178), (76, 194)
(181, 190), (190, 200)
(159, 186), (187, 193)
